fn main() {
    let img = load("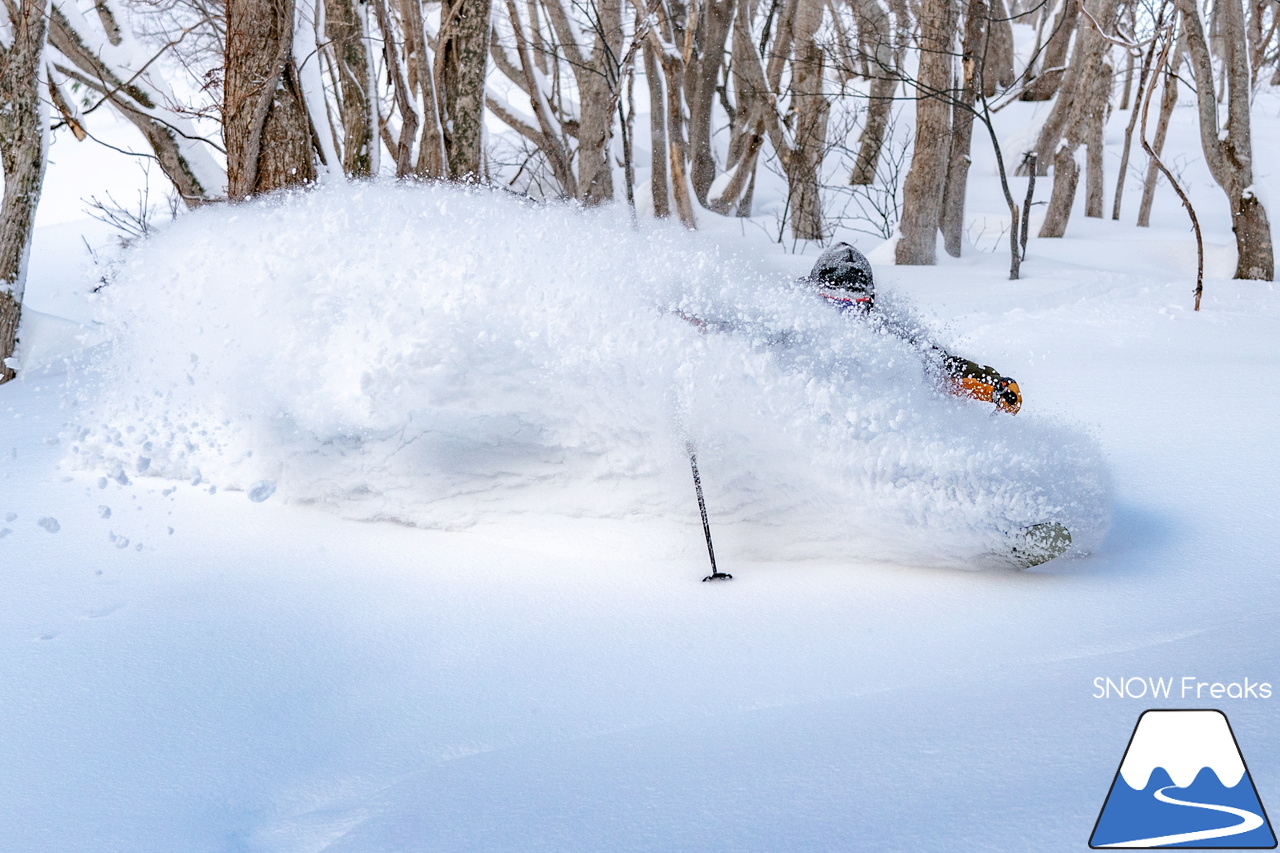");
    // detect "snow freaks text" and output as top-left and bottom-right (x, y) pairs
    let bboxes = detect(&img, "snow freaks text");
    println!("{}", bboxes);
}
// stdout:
(1093, 677), (1274, 700)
